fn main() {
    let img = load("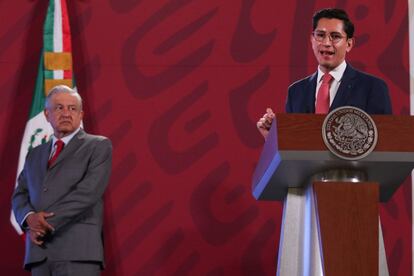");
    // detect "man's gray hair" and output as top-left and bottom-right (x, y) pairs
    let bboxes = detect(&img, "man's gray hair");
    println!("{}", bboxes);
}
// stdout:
(45, 85), (83, 110)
